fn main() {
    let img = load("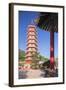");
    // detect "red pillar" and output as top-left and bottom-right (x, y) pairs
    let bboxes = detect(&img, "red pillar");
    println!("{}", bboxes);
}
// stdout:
(50, 31), (54, 69)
